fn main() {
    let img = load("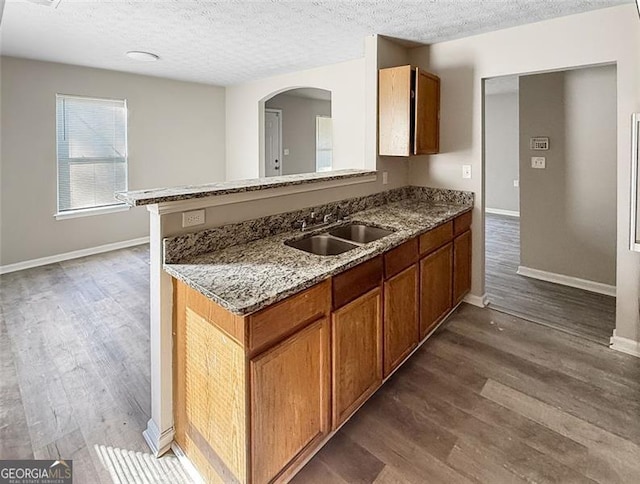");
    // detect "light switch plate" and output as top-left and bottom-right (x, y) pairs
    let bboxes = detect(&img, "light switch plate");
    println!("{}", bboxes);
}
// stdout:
(514, 179), (519, 187)
(462, 165), (472, 179)
(284, 148), (290, 156)
(531, 157), (546, 169)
